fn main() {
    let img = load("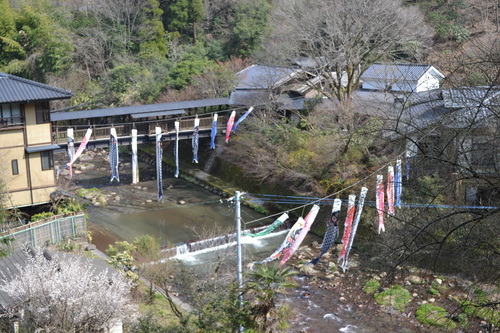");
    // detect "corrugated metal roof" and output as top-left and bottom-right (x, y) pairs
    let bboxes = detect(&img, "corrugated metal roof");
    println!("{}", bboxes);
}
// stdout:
(361, 63), (444, 82)
(0, 72), (73, 104)
(51, 98), (229, 121)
